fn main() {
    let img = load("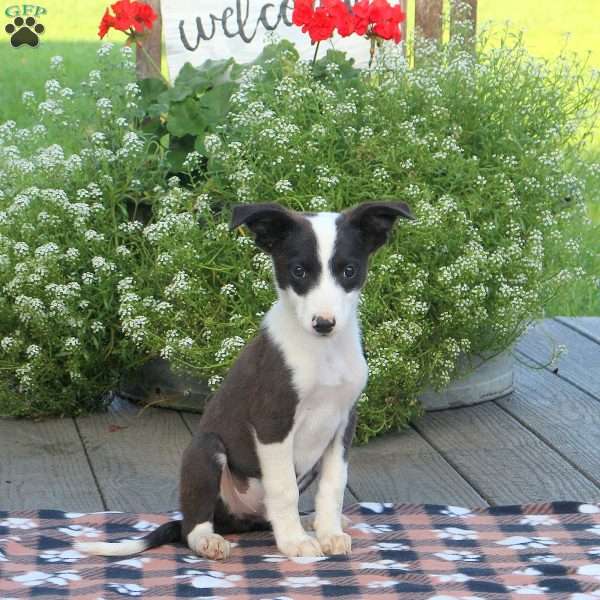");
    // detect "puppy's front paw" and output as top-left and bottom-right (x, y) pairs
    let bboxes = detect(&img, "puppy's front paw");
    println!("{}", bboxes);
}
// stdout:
(317, 532), (352, 555)
(277, 535), (323, 558)
(188, 533), (231, 560)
